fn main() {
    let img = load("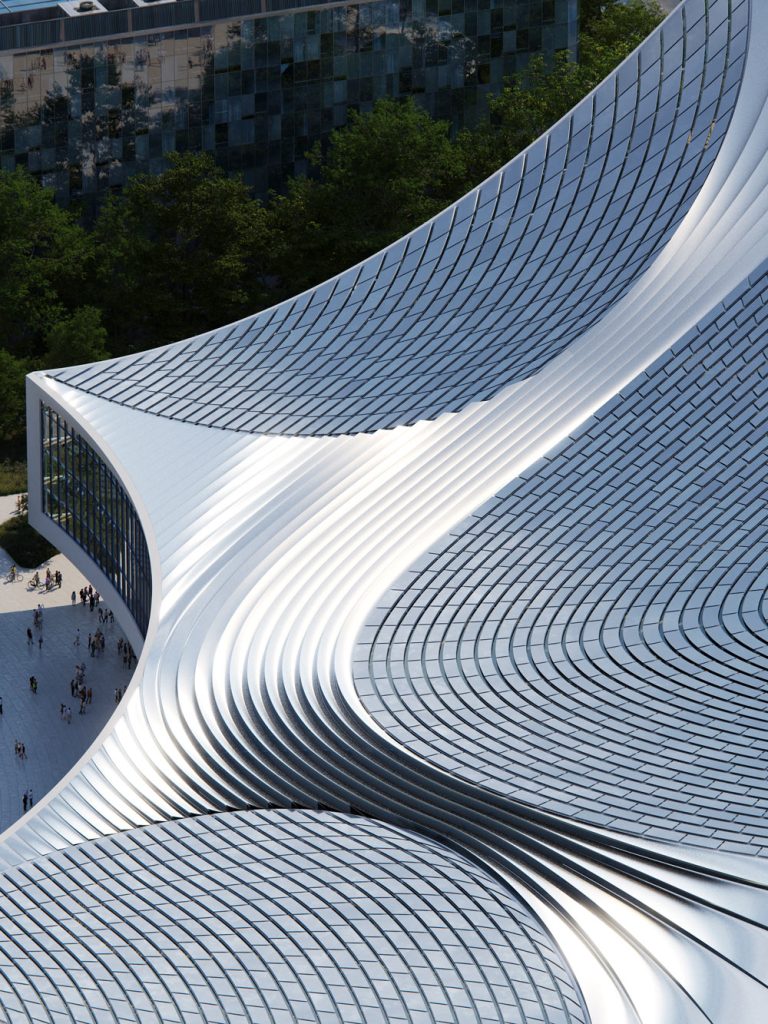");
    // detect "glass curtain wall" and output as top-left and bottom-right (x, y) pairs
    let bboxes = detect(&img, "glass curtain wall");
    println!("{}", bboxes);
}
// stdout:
(0, 0), (575, 205)
(40, 402), (151, 636)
